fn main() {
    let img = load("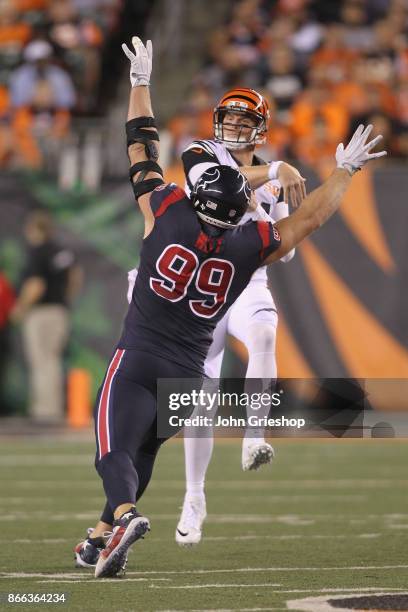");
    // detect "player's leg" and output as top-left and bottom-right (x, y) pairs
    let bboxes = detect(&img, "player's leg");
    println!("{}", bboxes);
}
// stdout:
(227, 281), (278, 470)
(184, 326), (226, 499)
(75, 438), (162, 569)
(74, 521), (110, 569)
(94, 348), (201, 577)
(92, 349), (160, 577)
(176, 312), (228, 546)
(75, 267), (158, 570)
